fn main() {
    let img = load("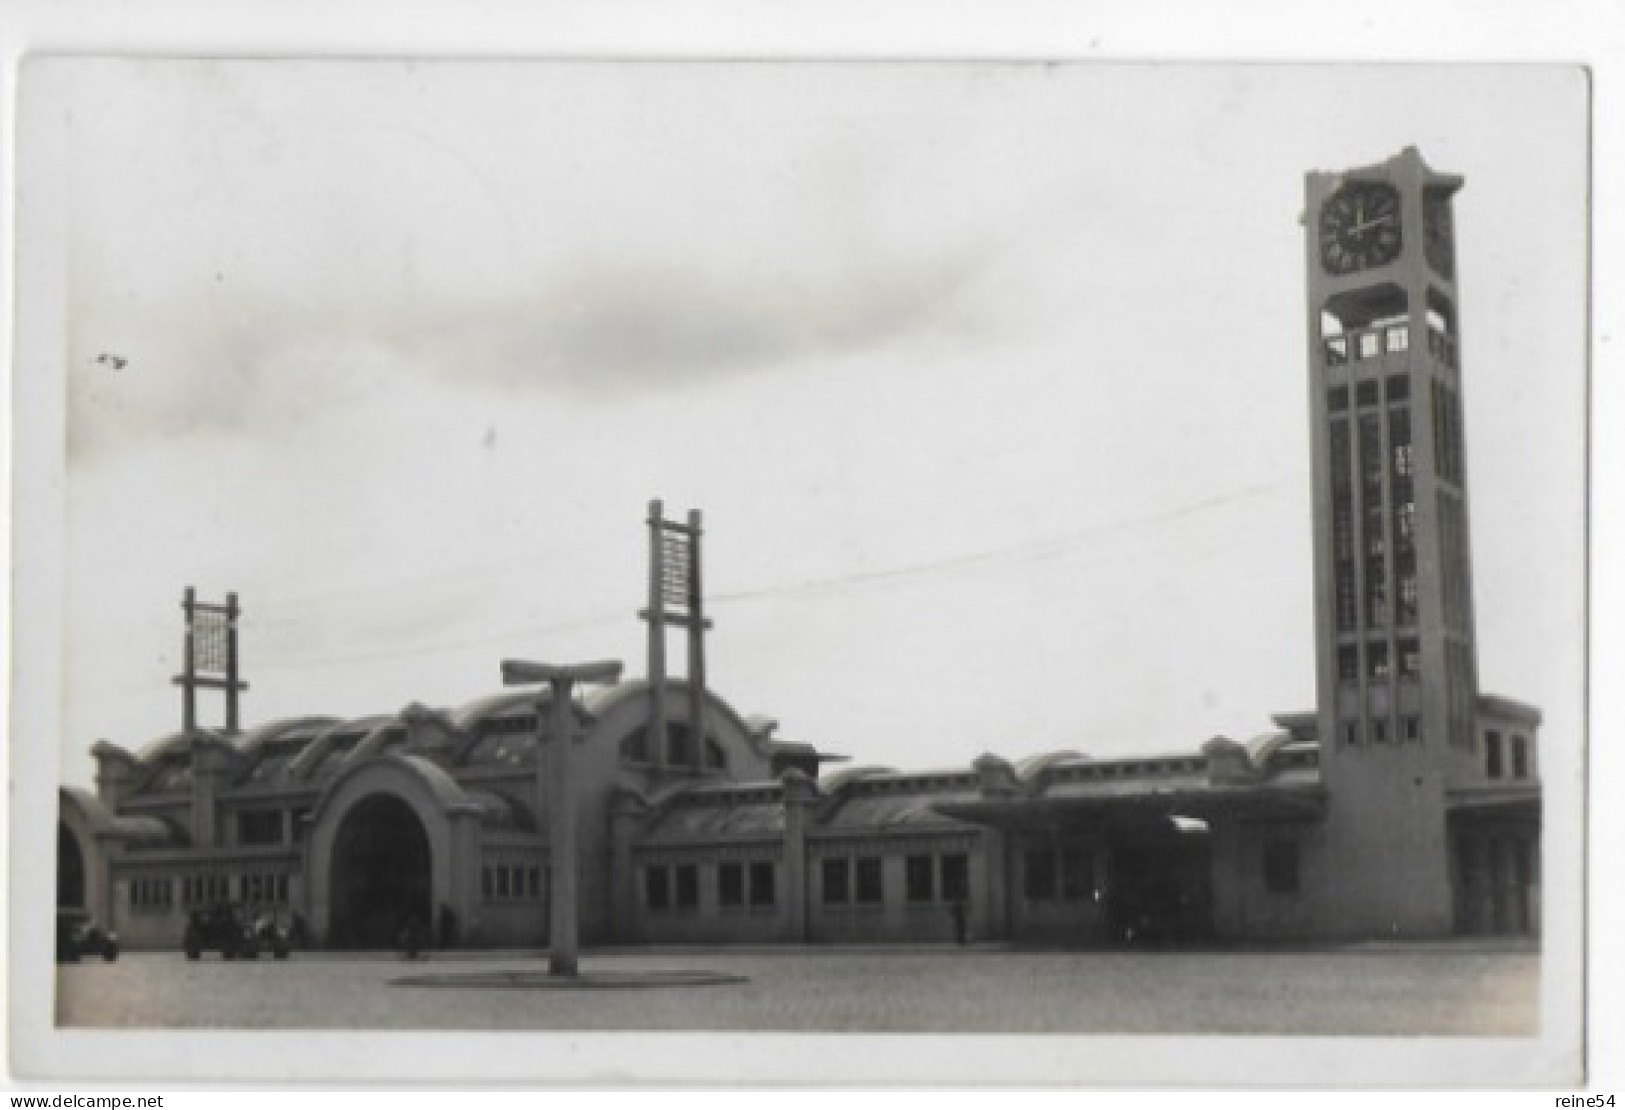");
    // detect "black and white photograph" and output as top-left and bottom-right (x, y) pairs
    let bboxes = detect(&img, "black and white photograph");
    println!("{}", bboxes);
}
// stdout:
(5, 26), (1606, 1092)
